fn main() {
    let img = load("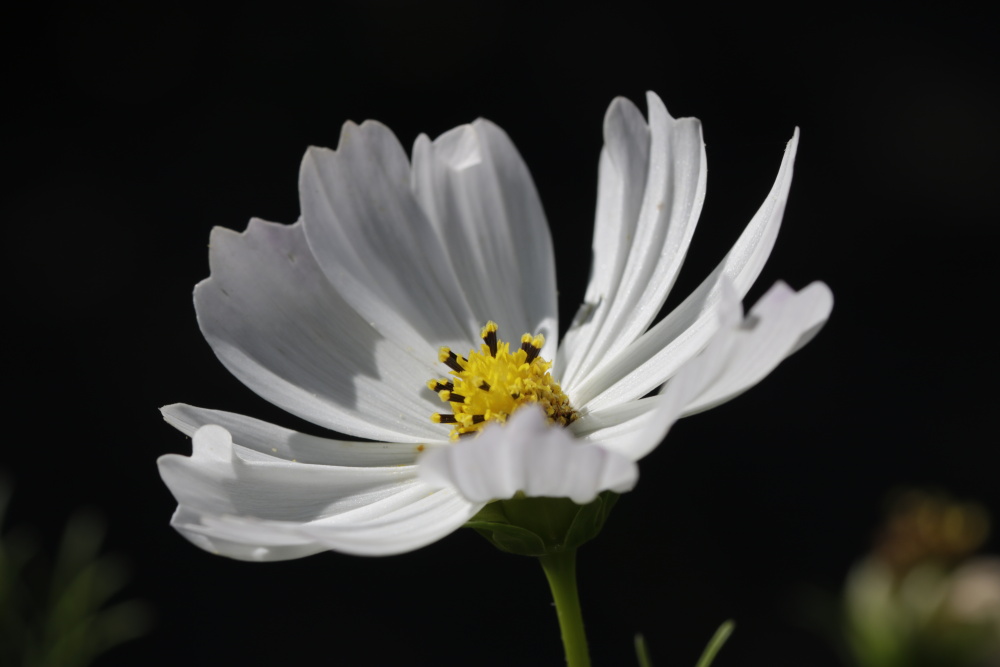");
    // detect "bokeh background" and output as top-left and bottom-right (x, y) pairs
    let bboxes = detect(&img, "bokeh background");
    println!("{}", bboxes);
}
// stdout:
(6, 2), (998, 665)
